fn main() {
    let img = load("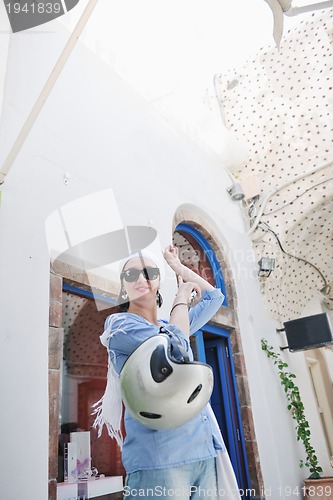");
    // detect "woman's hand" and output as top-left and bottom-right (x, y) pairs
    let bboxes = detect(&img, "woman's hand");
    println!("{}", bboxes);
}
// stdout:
(162, 245), (182, 272)
(176, 276), (201, 304)
(163, 243), (215, 292)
